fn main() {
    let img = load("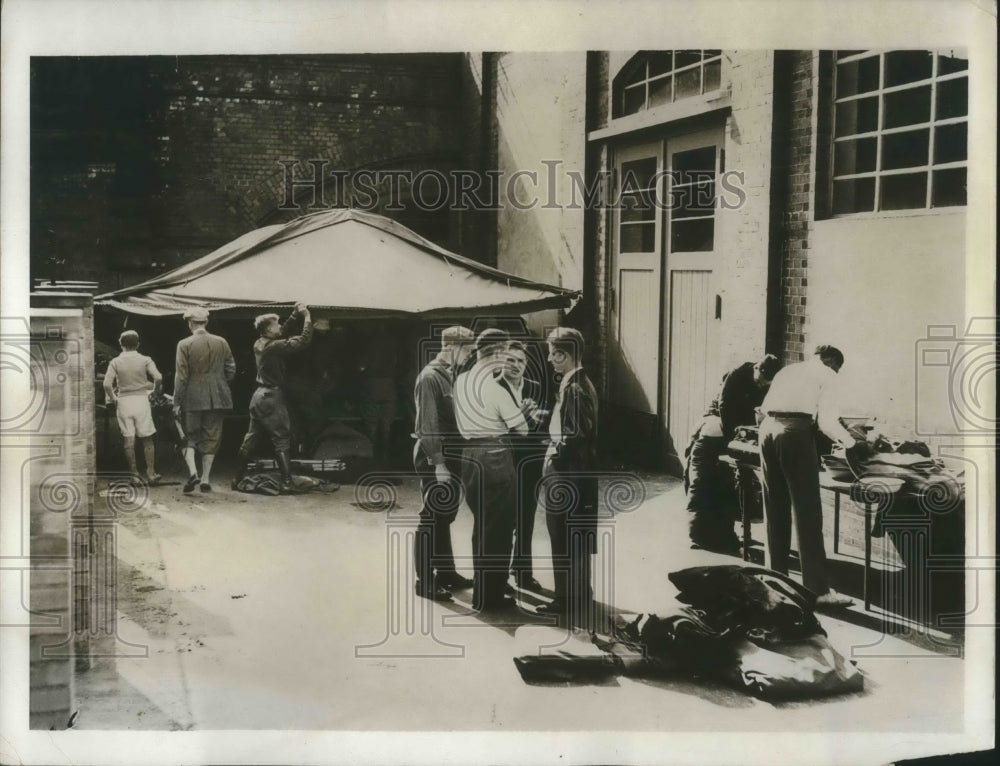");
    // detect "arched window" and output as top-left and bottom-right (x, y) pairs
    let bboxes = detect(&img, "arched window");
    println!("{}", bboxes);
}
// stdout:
(613, 50), (722, 119)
